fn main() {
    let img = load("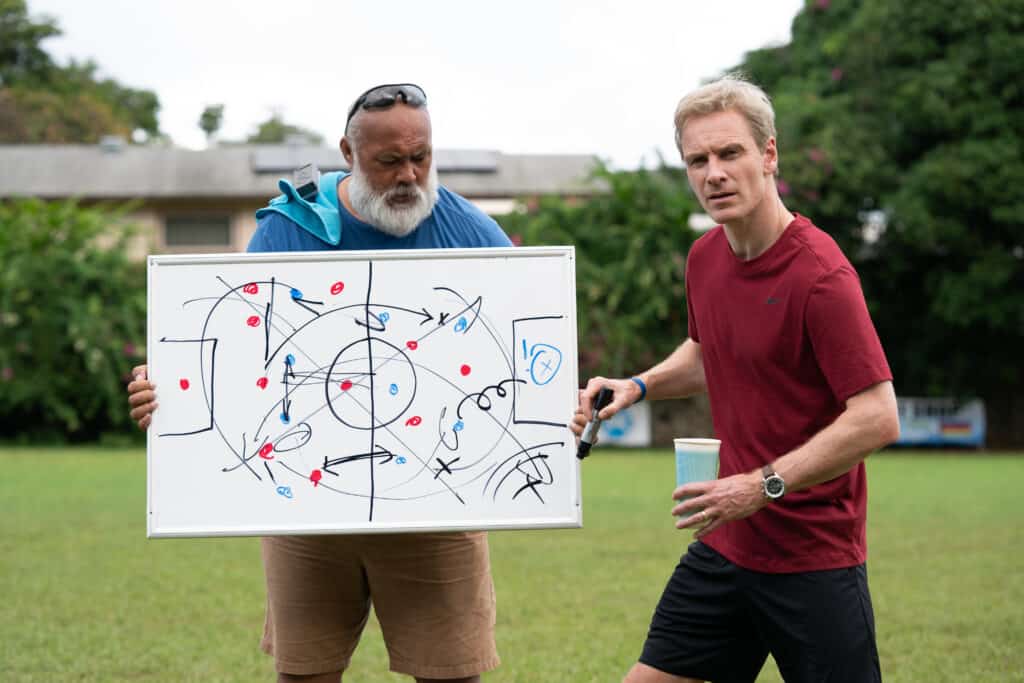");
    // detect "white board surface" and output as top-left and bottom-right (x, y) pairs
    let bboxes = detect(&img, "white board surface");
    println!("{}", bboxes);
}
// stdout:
(146, 247), (580, 537)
